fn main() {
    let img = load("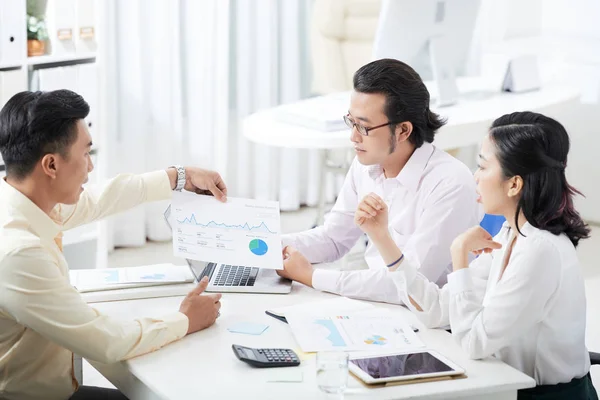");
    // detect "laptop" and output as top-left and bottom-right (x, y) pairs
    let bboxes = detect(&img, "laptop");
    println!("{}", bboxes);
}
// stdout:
(164, 205), (292, 294)
(186, 259), (292, 294)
